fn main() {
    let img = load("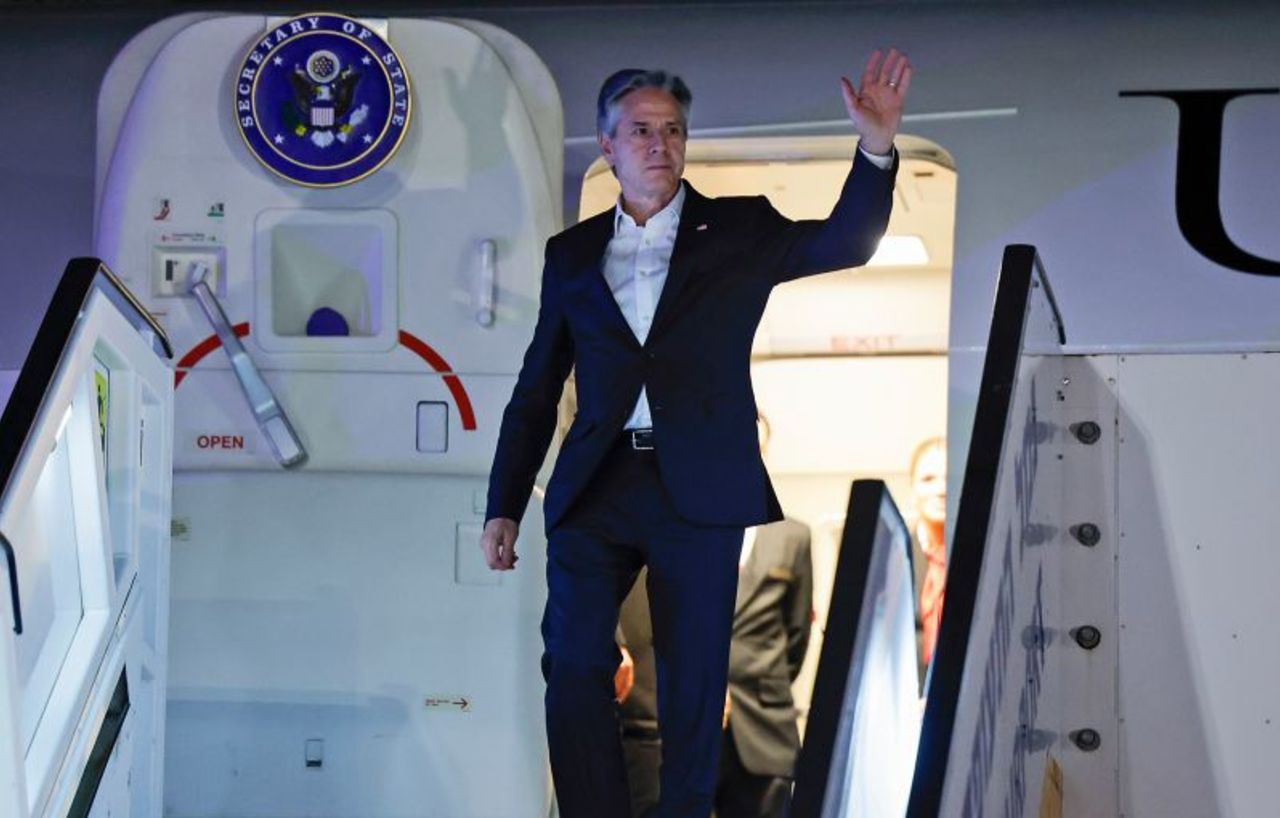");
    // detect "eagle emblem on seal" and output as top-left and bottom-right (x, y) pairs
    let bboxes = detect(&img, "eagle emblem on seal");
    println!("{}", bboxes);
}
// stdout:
(287, 49), (368, 147)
